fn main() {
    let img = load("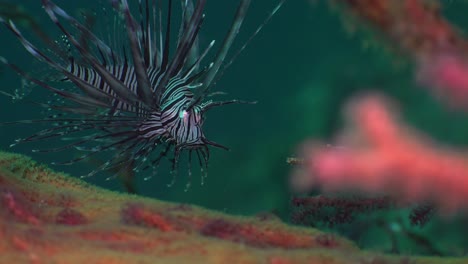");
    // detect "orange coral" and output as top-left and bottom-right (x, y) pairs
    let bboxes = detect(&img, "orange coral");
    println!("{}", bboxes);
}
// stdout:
(291, 94), (468, 214)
